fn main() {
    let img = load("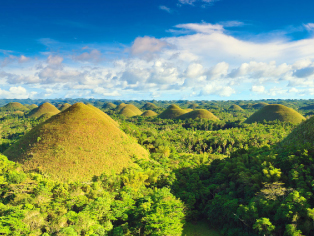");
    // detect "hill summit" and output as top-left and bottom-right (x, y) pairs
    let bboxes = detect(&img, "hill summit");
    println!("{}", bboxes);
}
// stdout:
(177, 109), (219, 120)
(27, 102), (60, 118)
(159, 104), (190, 119)
(229, 104), (243, 111)
(141, 110), (158, 117)
(59, 103), (71, 111)
(4, 103), (148, 181)
(119, 104), (142, 117)
(1, 102), (29, 112)
(103, 102), (117, 109)
(245, 104), (305, 124)
(142, 102), (158, 110)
